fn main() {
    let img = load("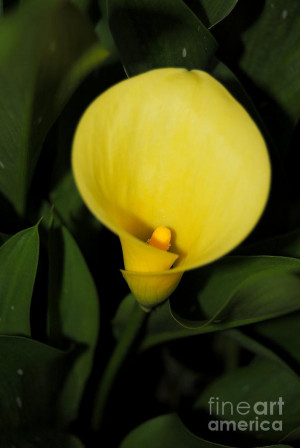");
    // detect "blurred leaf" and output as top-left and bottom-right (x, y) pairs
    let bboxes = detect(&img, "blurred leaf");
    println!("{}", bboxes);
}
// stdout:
(0, 431), (85, 447)
(48, 222), (99, 421)
(195, 357), (300, 442)
(0, 335), (77, 432)
(0, 225), (39, 337)
(211, 60), (270, 139)
(96, 0), (118, 54)
(0, 232), (9, 246)
(50, 174), (83, 231)
(120, 413), (293, 448)
(185, 0), (238, 28)
(113, 295), (200, 351)
(38, 201), (54, 232)
(240, 0), (300, 151)
(240, 228), (300, 258)
(253, 312), (300, 368)
(0, 0), (108, 215)
(225, 329), (295, 375)
(280, 425), (300, 443)
(21, 0), (92, 12)
(95, 17), (118, 54)
(171, 256), (300, 329)
(69, 0), (92, 13)
(50, 172), (101, 243)
(107, 0), (217, 76)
